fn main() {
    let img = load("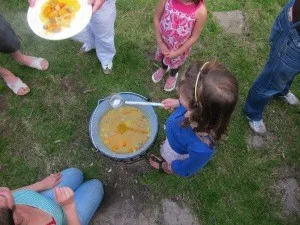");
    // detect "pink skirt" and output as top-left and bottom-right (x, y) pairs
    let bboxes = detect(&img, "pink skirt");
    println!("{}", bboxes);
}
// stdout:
(160, 138), (189, 164)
